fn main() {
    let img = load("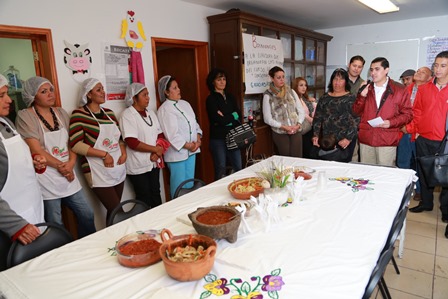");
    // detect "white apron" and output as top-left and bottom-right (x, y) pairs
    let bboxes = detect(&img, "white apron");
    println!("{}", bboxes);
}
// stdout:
(85, 107), (126, 187)
(0, 118), (44, 224)
(35, 108), (81, 199)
